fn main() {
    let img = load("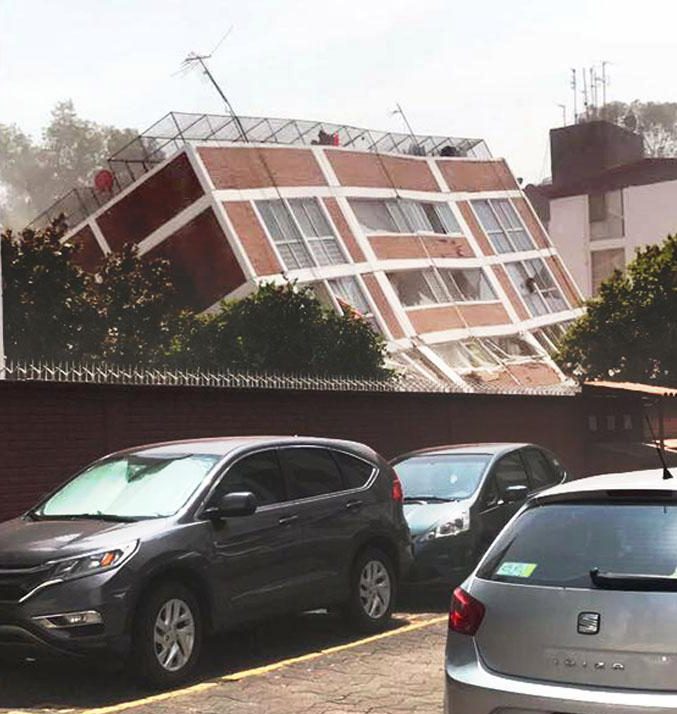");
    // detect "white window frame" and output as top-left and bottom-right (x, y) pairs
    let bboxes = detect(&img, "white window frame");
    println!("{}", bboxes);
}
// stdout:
(349, 198), (463, 237)
(505, 258), (568, 317)
(472, 198), (535, 254)
(254, 198), (347, 271)
(388, 266), (498, 310)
